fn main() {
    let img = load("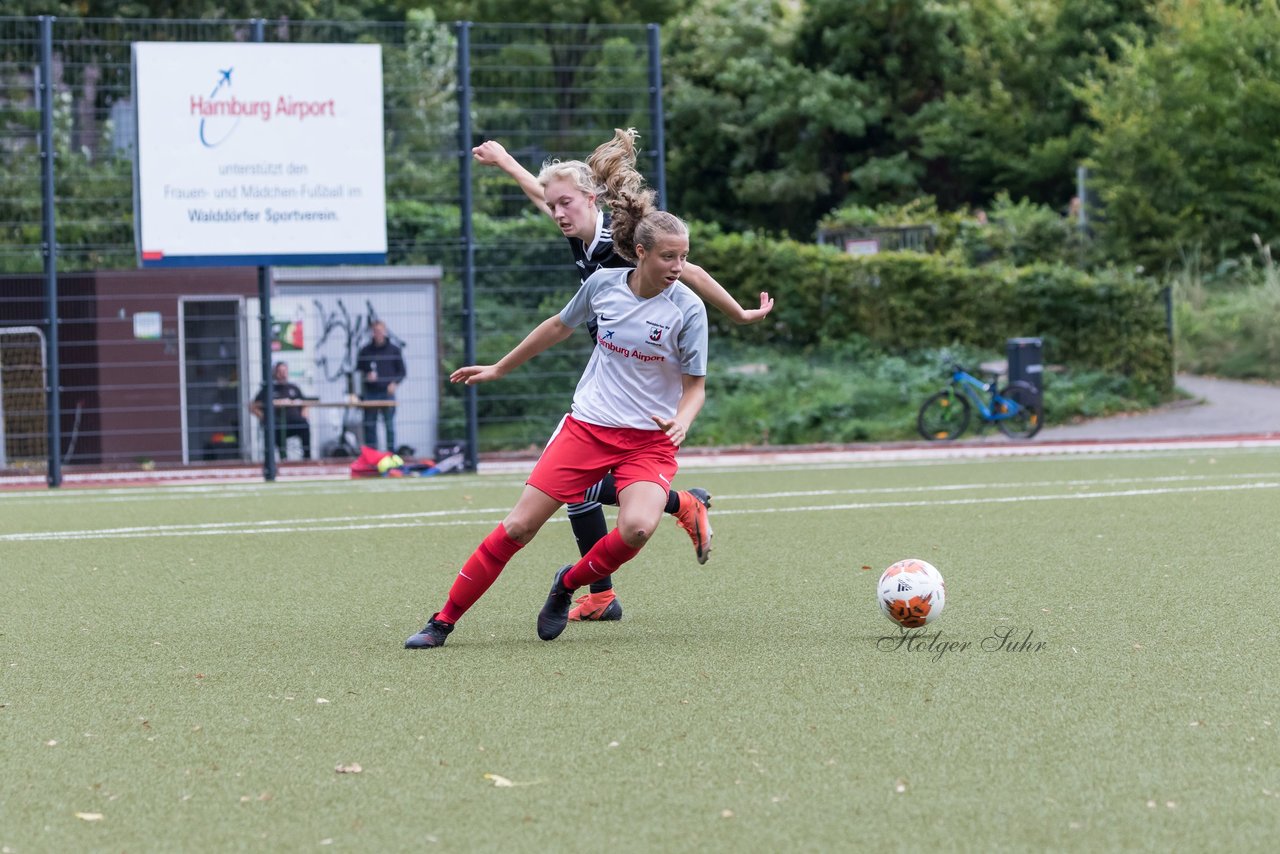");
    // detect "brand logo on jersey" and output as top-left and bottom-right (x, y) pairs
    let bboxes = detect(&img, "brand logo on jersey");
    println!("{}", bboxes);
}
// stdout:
(601, 330), (615, 341)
